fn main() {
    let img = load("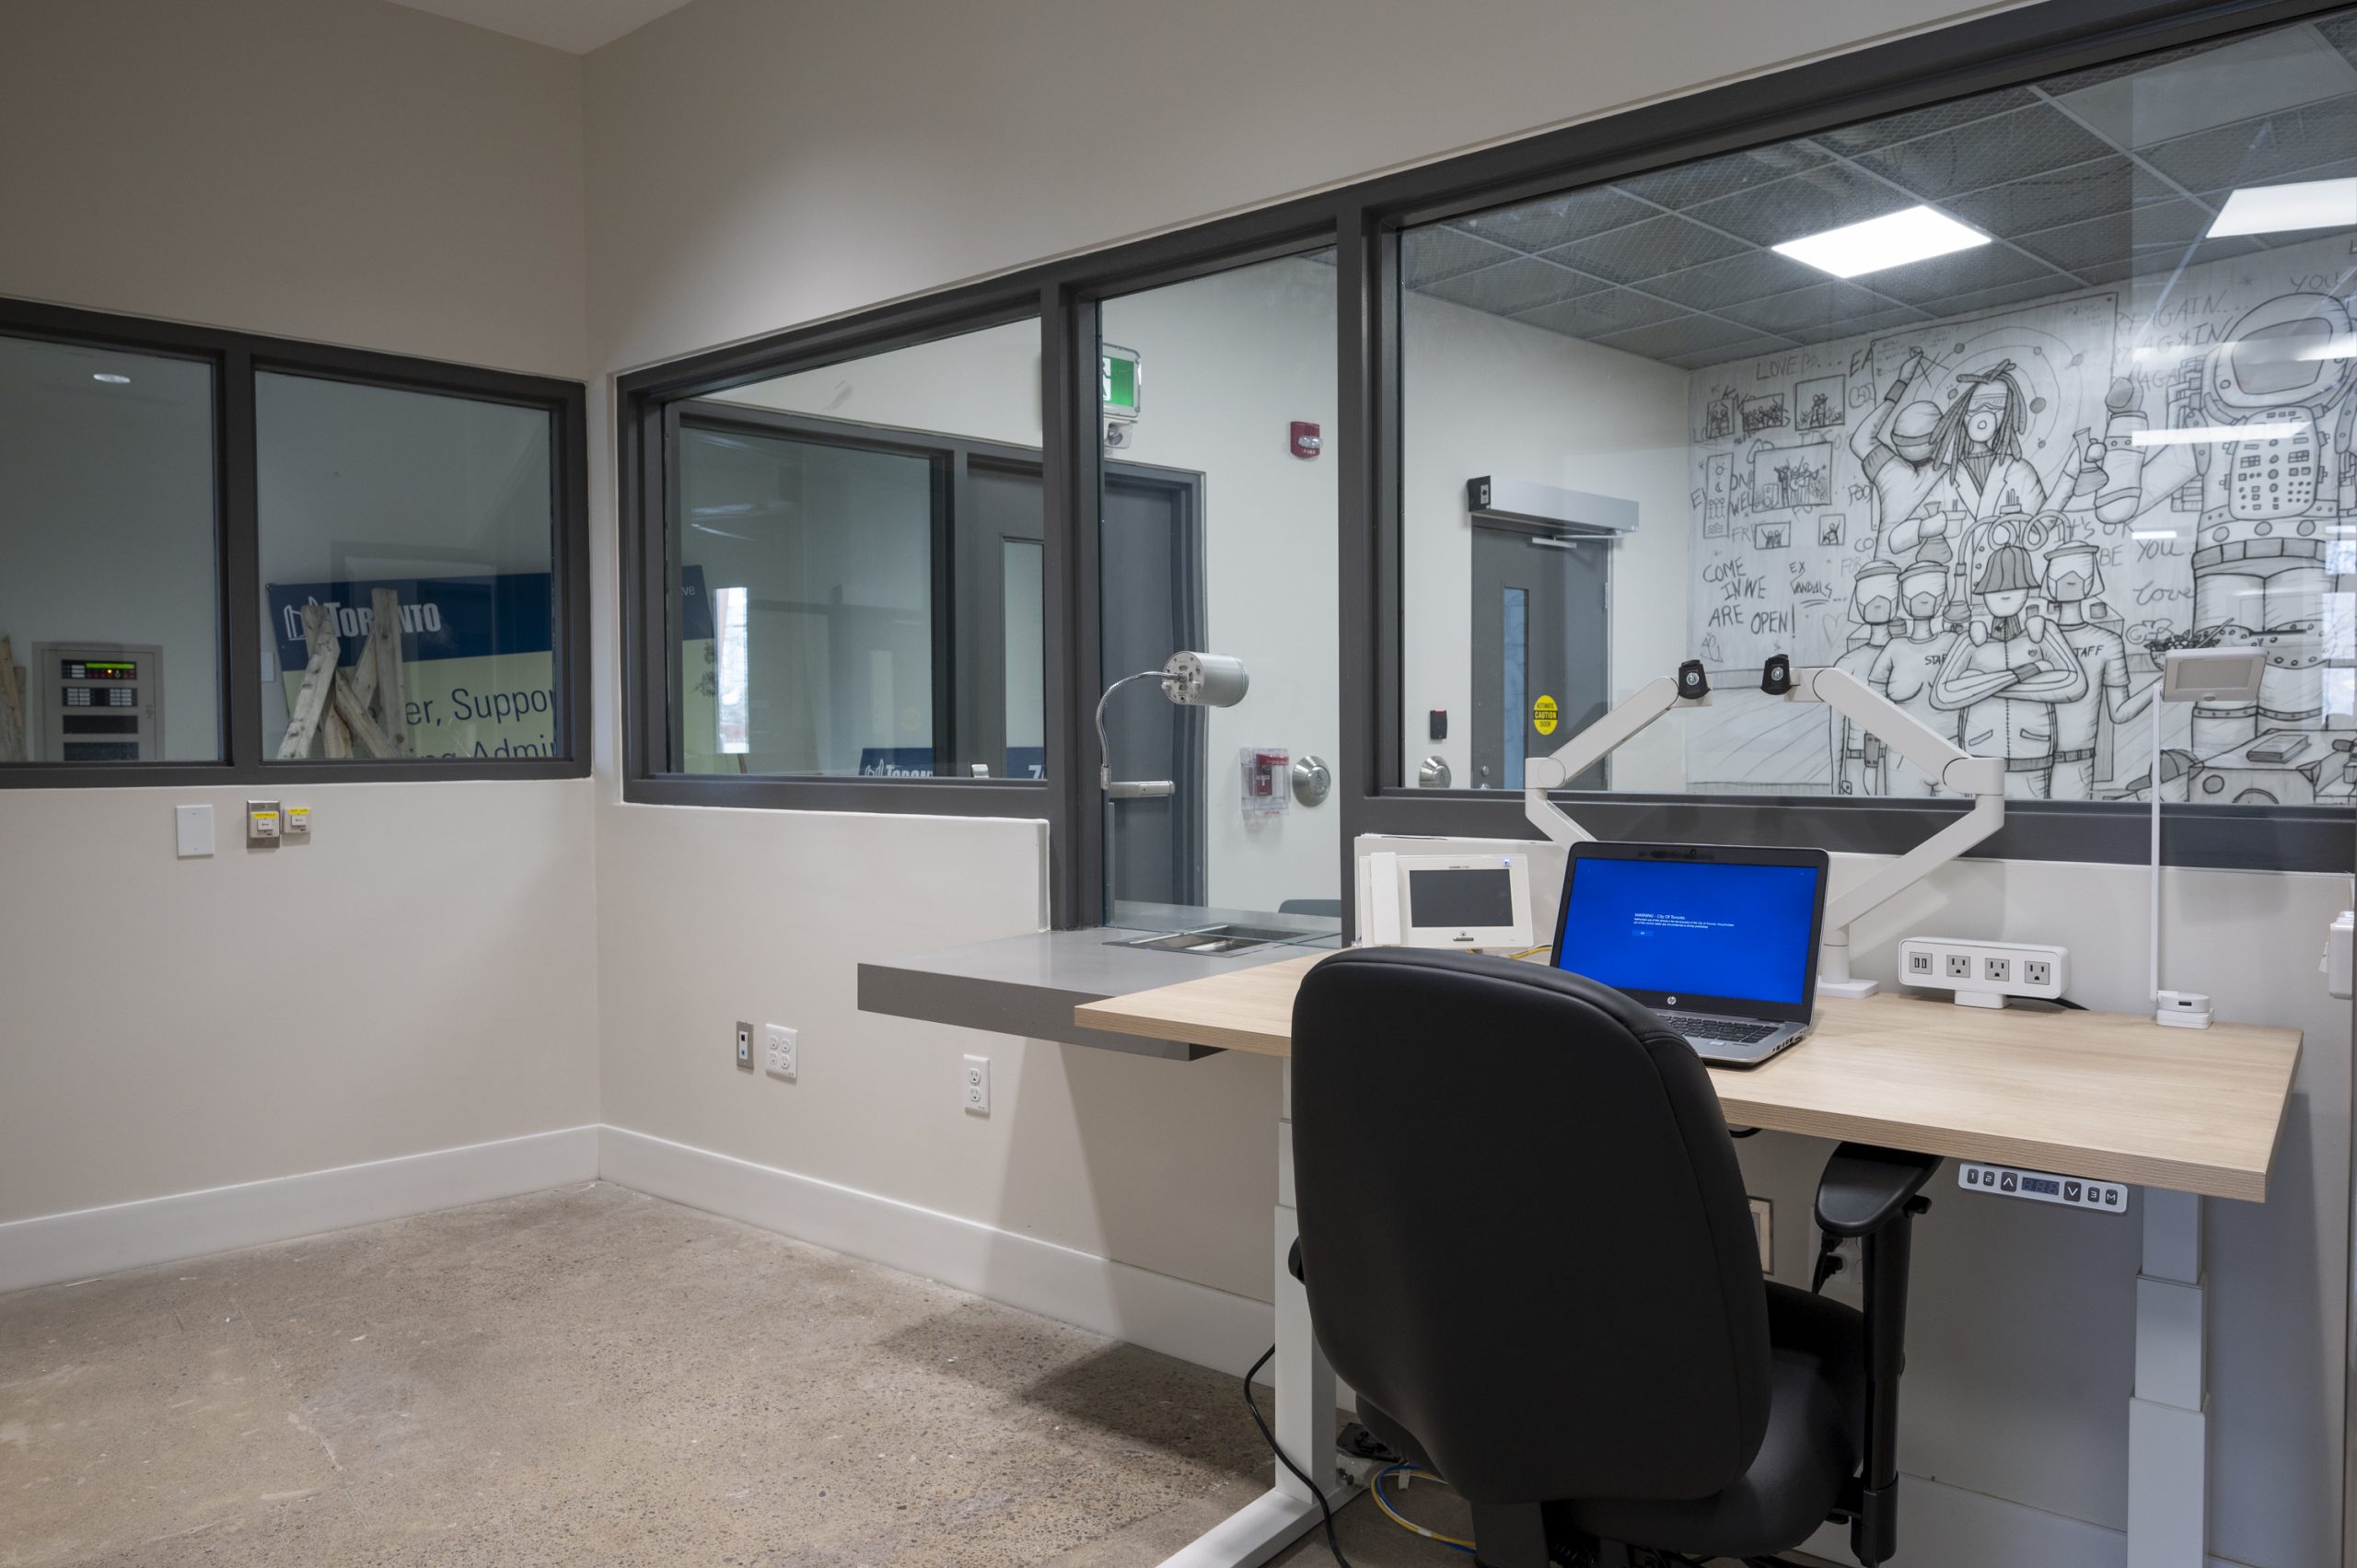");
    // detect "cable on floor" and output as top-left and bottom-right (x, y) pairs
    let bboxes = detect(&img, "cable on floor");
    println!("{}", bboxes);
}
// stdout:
(1244, 1343), (1356, 1566)
(1370, 1464), (1476, 1553)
